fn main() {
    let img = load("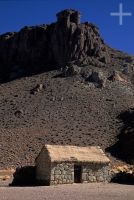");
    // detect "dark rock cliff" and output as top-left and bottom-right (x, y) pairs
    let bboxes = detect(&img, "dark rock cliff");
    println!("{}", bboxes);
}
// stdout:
(0, 9), (110, 82)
